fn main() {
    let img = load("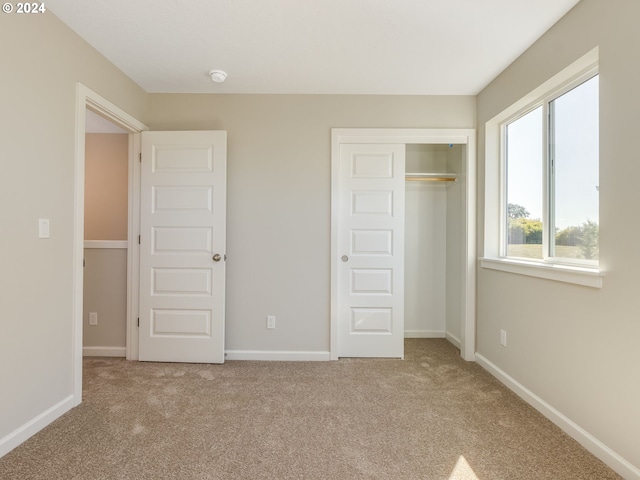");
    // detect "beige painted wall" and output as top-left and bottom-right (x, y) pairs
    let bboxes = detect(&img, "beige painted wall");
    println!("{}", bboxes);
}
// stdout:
(84, 134), (129, 240)
(476, 0), (640, 471)
(147, 94), (476, 353)
(0, 12), (146, 443)
(83, 248), (127, 349)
